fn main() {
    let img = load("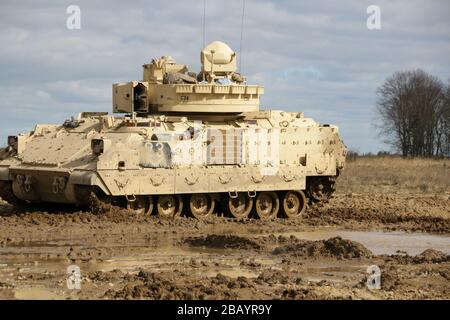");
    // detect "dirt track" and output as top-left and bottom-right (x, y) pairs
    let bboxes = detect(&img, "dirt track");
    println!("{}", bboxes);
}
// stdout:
(0, 189), (449, 300)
